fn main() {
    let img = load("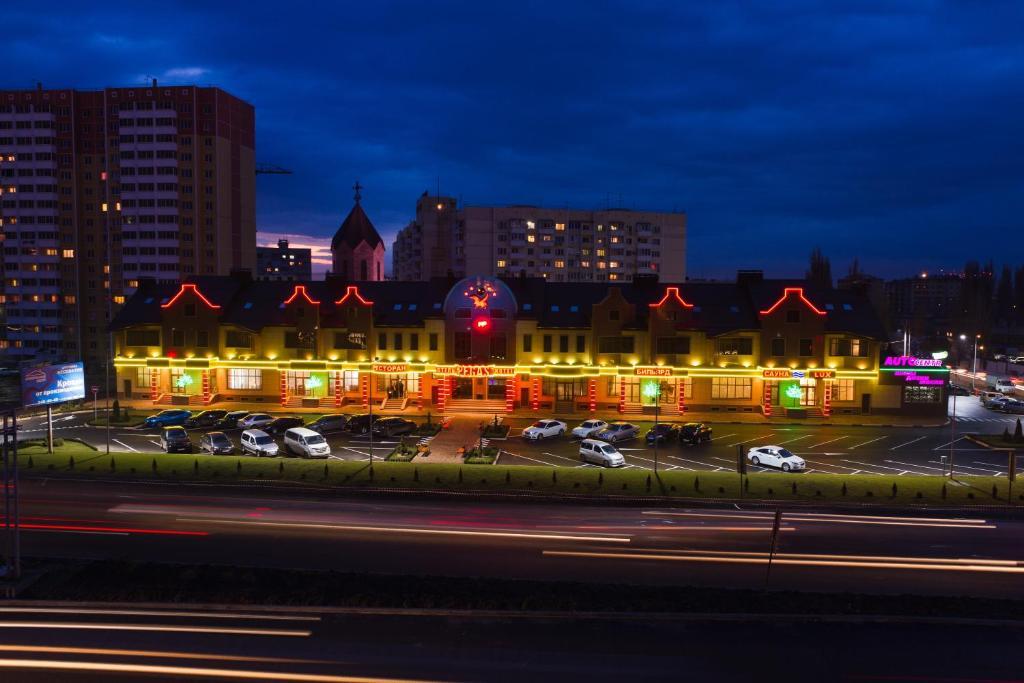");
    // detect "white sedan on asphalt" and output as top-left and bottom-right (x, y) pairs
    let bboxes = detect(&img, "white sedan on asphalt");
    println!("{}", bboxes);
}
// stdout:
(747, 445), (806, 472)
(571, 419), (608, 439)
(522, 419), (567, 440)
